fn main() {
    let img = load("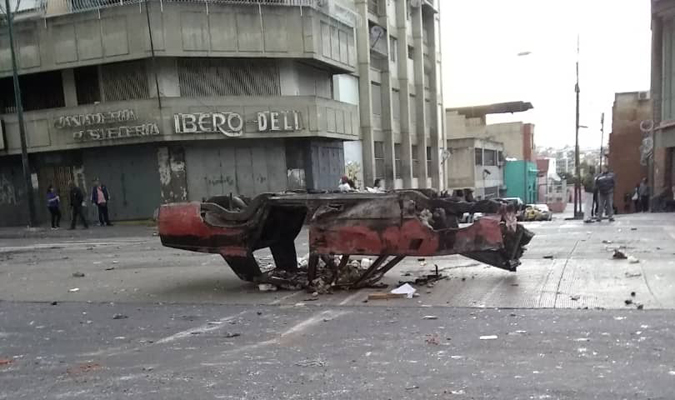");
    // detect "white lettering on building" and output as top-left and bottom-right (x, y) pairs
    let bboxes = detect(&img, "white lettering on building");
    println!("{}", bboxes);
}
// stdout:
(174, 111), (301, 136)
(54, 110), (138, 129)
